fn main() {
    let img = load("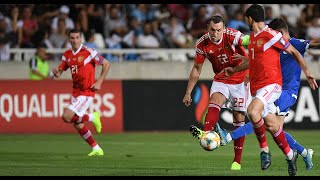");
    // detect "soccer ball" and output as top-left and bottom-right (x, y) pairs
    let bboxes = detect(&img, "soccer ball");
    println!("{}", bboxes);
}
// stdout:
(199, 131), (221, 151)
